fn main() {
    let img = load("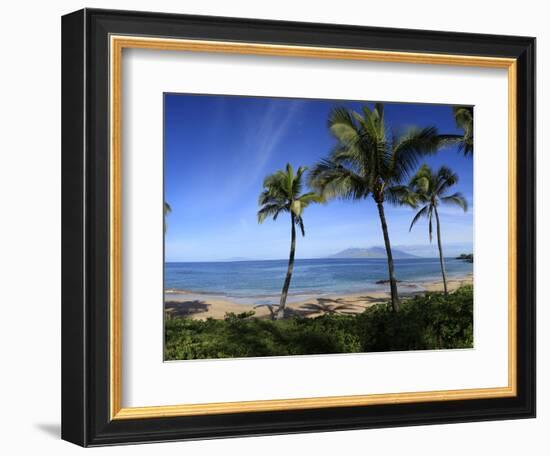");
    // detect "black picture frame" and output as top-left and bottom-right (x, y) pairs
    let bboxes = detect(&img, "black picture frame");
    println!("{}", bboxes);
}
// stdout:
(62, 8), (536, 447)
